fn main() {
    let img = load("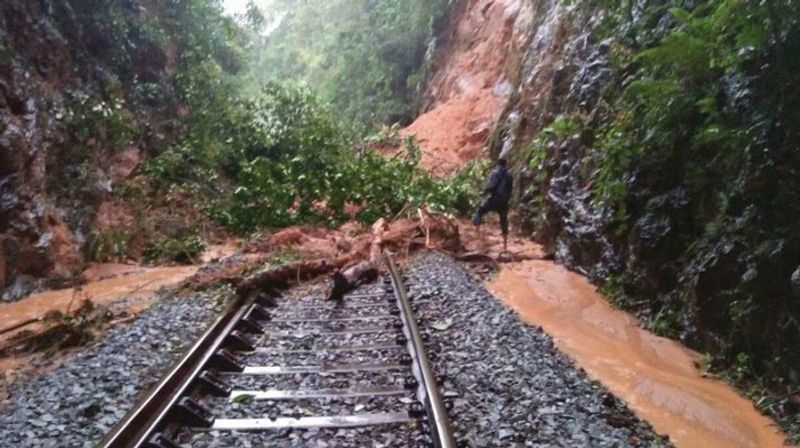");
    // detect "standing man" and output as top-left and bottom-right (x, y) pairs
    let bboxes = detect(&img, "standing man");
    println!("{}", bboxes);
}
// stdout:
(473, 158), (513, 252)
